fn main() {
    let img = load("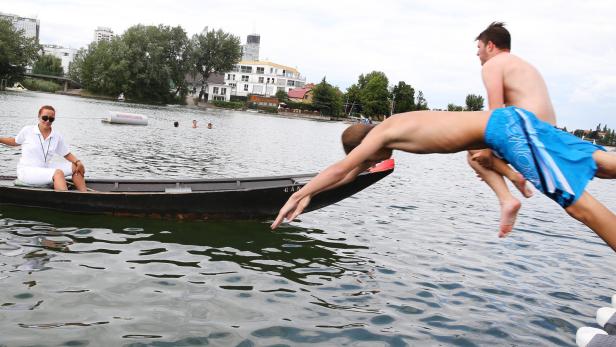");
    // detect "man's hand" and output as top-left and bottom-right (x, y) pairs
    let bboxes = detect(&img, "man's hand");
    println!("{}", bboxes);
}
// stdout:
(271, 194), (311, 230)
(471, 149), (494, 169)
